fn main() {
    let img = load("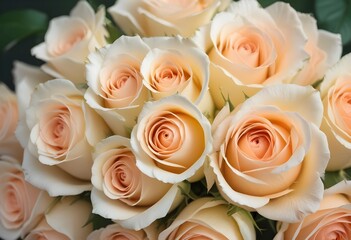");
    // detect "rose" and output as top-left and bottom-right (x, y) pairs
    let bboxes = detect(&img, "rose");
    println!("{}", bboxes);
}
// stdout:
(131, 95), (212, 183)
(31, 1), (107, 83)
(159, 197), (255, 239)
(206, 84), (329, 222)
(194, 0), (308, 108)
(274, 181), (351, 240)
(85, 35), (150, 136)
(0, 157), (52, 240)
(141, 36), (215, 120)
(290, 13), (342, 86)
(320, 53), (351, 170)
(24, 197), (93, 240)
(19, 79), (110, 196)
(108, 0), (230, 37)
(91, 135), (186, 230)
(87, 223), (157, 240)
